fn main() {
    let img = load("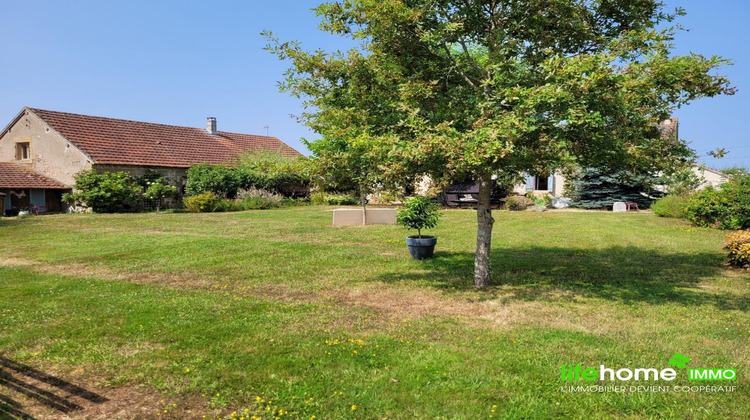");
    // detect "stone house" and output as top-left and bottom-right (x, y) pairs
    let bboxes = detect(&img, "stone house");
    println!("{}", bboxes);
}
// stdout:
(0, 107), (302, 214)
